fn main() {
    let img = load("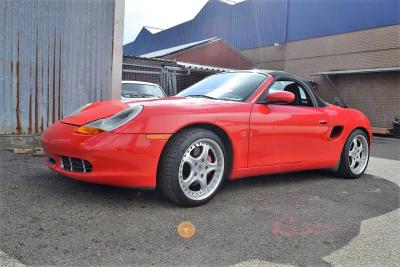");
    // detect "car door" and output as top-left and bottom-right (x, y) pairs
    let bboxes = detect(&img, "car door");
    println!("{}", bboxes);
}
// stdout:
(248, 79), (331, 167)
